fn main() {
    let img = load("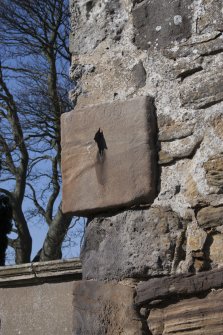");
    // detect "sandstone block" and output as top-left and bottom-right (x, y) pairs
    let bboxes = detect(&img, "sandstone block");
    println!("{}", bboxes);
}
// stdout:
(159, 135), (203, 163)
(186, 221), (207, 253)
(175, 221), (208, 273)
(210, 234), (223, 266)
(148, 290), (223, 335)
(61, 97), (157, 215)
(73, 281), (144, 335)
(180, 70), (223, 109)
(159, 121), (194, 142)
(158, 151), (174, 165)
(135, 267), (223, 307)
(197, 206), (223, 229)
(184, 175), (199, 201)
(81, 207), (184, 280)
(133, 0), (192, 50)
(204, 154), (223, 192)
